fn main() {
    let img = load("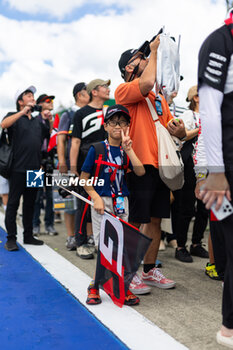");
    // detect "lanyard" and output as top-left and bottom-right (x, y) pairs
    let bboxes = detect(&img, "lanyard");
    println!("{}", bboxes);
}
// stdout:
(104, 139), (124, 196)
(192, 111), (199, 129)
